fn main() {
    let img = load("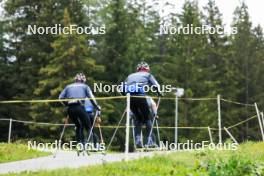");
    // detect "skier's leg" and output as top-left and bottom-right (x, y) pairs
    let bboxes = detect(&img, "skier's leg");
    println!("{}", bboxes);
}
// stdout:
(68, 105), (83, 144)
(140, 98), (156, 147)
(77, 106), (92, 145)
(130, 97), (144, 148)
